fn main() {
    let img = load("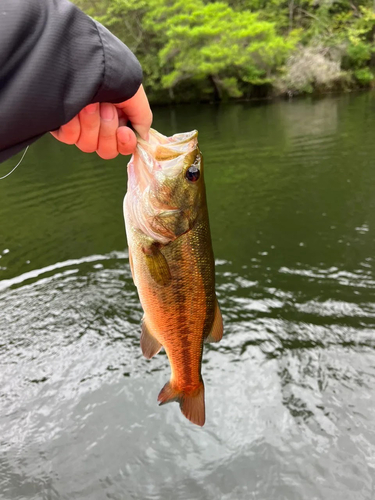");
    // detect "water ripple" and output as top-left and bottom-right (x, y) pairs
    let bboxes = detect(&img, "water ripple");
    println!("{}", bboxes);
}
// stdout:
(1, 96), (375, 499)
